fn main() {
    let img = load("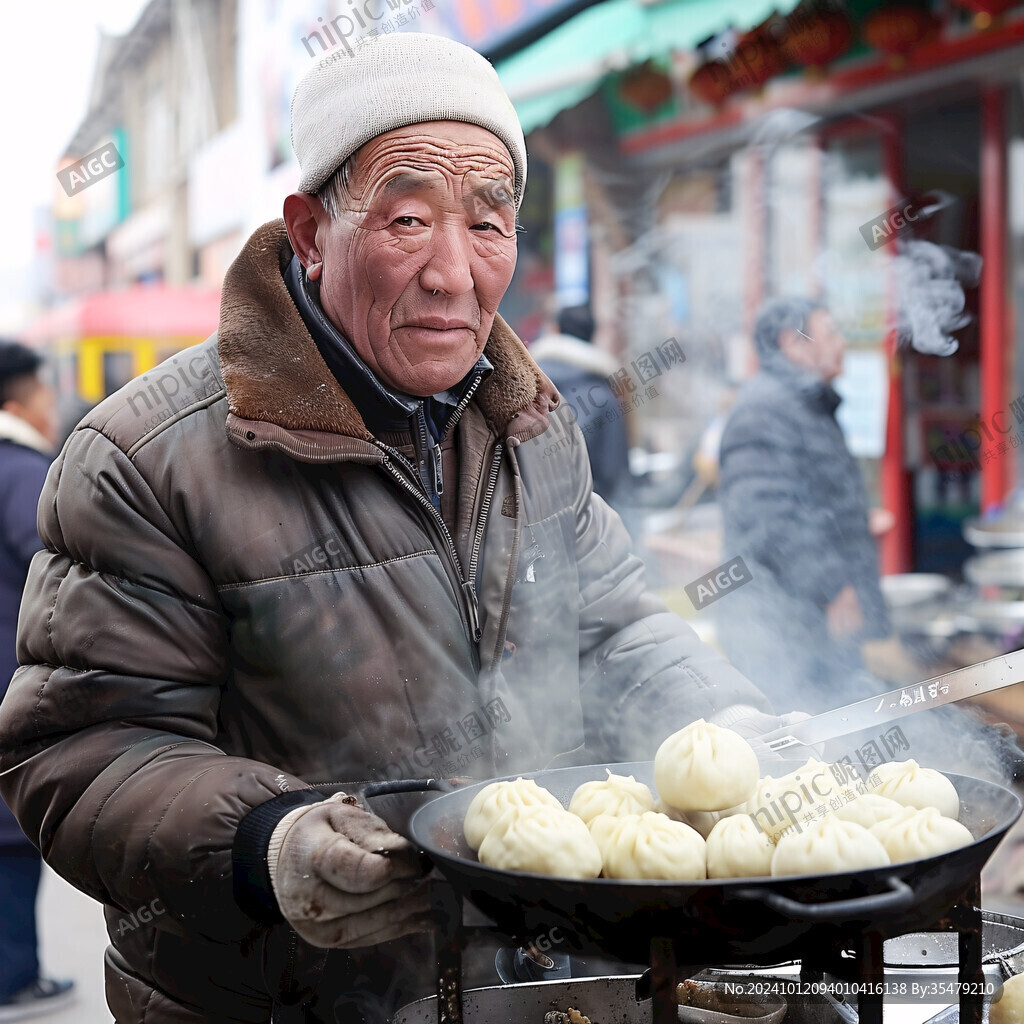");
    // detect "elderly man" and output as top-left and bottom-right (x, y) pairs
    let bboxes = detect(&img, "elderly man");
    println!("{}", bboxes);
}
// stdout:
(0, 35), (785, 1024)
(716, 298), (890, 714)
